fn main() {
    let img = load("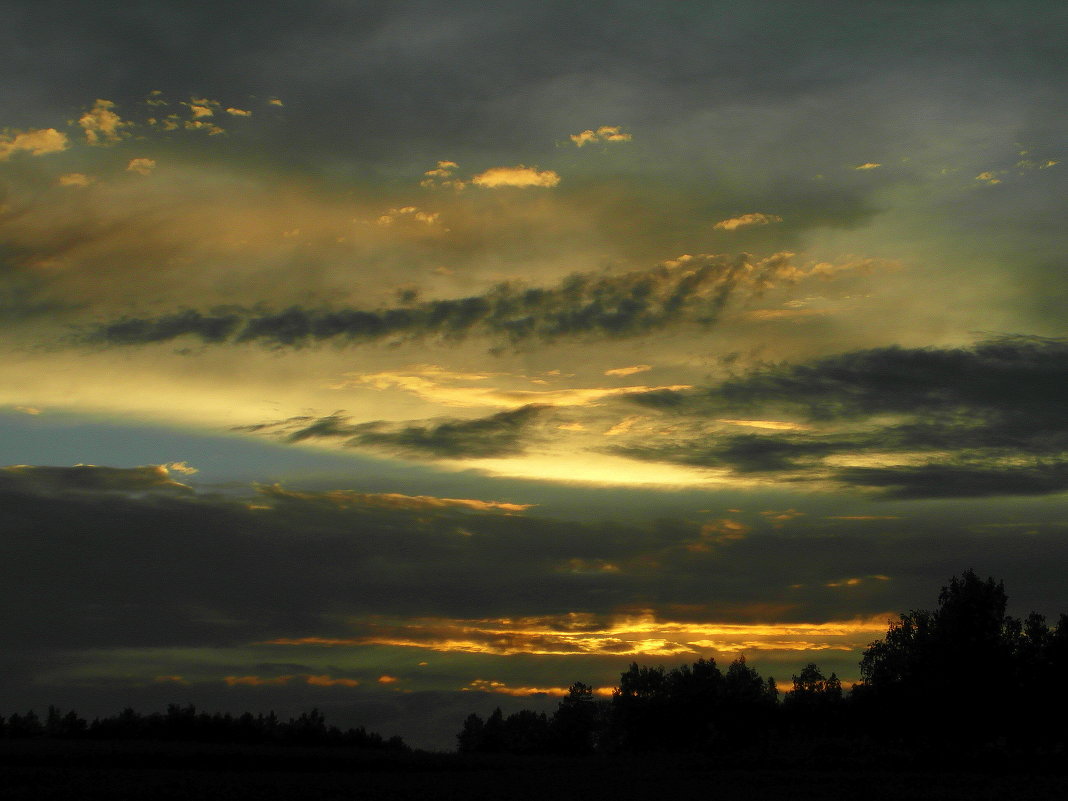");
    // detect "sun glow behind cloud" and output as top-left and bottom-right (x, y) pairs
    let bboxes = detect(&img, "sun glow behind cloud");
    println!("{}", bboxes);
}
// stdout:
(263, 613), (891, 657)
